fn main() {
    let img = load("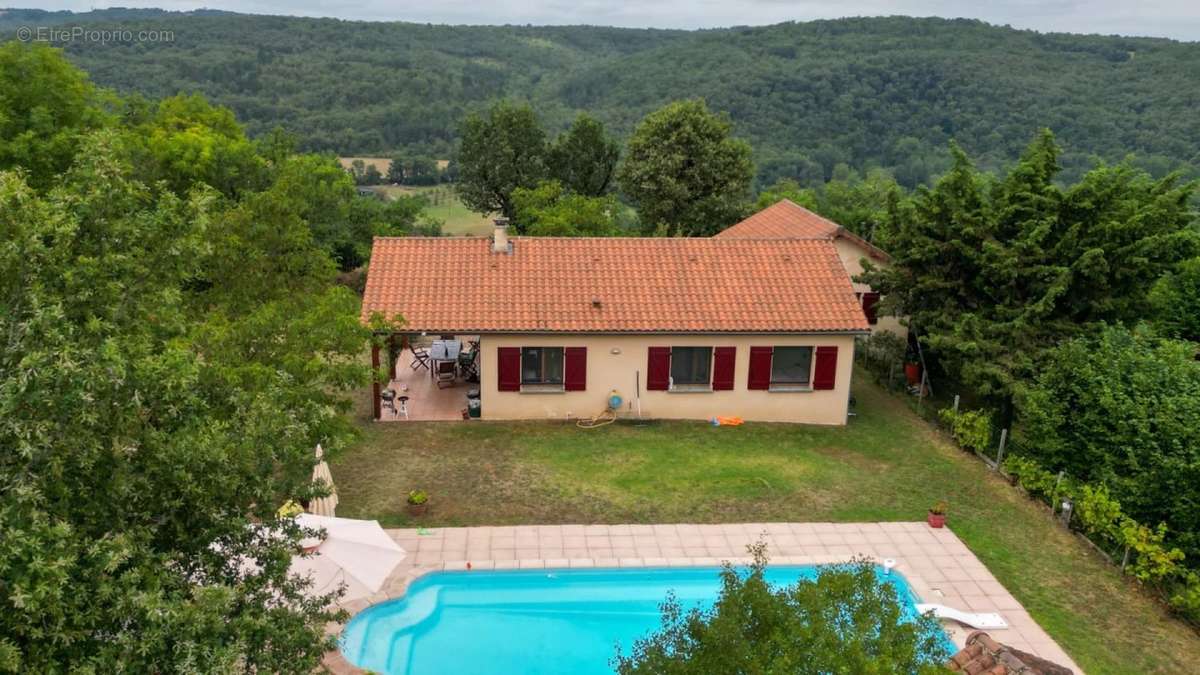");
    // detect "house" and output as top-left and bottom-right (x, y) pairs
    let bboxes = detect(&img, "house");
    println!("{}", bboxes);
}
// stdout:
(359, 221), (870, 424)
(715, 199), (905, 339)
